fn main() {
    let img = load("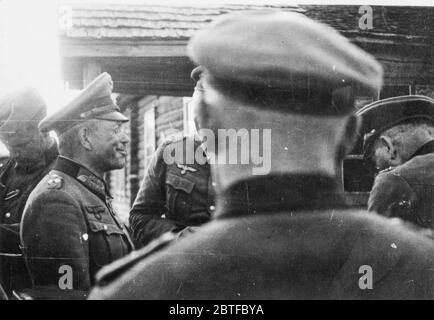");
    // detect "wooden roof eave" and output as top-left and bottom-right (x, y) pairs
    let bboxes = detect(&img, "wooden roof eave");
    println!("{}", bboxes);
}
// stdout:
(59, 38), (189, 58)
